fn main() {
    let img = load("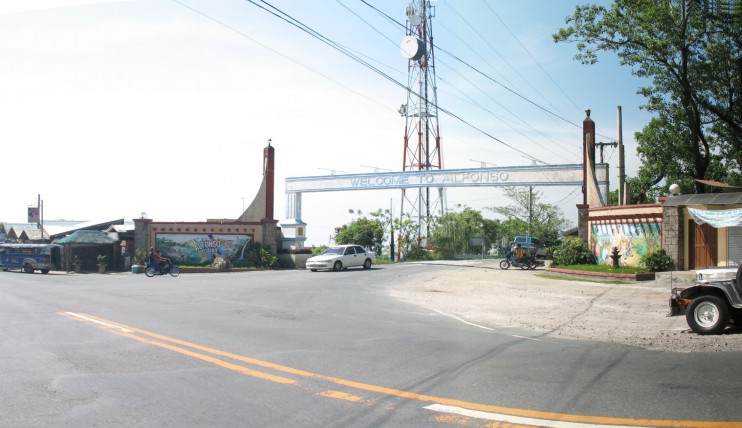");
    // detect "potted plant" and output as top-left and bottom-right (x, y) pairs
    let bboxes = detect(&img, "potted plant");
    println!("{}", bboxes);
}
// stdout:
(131, 248), (147, 274)
(97, 254), (107, 274)
(72, 255), (83, 273)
